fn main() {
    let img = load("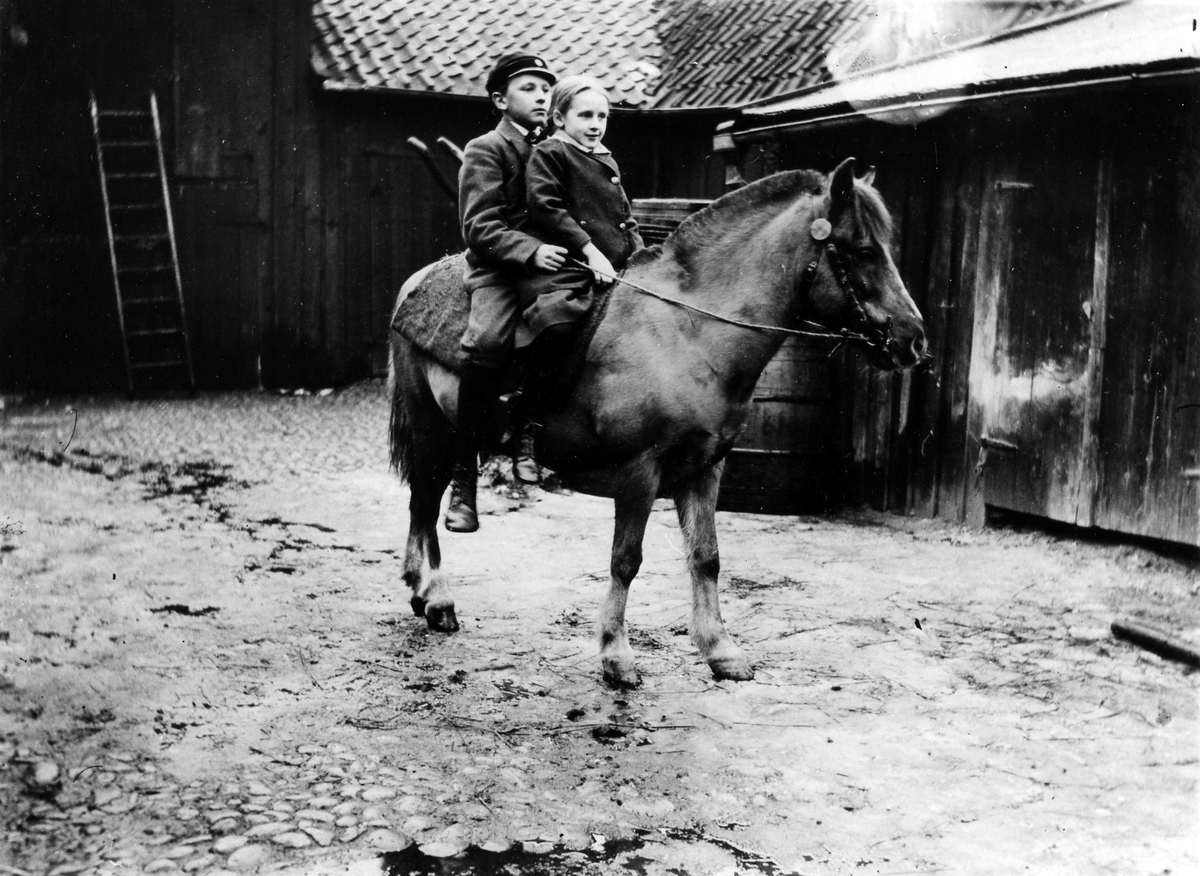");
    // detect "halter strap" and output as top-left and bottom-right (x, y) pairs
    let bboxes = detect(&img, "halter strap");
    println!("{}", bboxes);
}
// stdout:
(799, 241), (892, 352)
